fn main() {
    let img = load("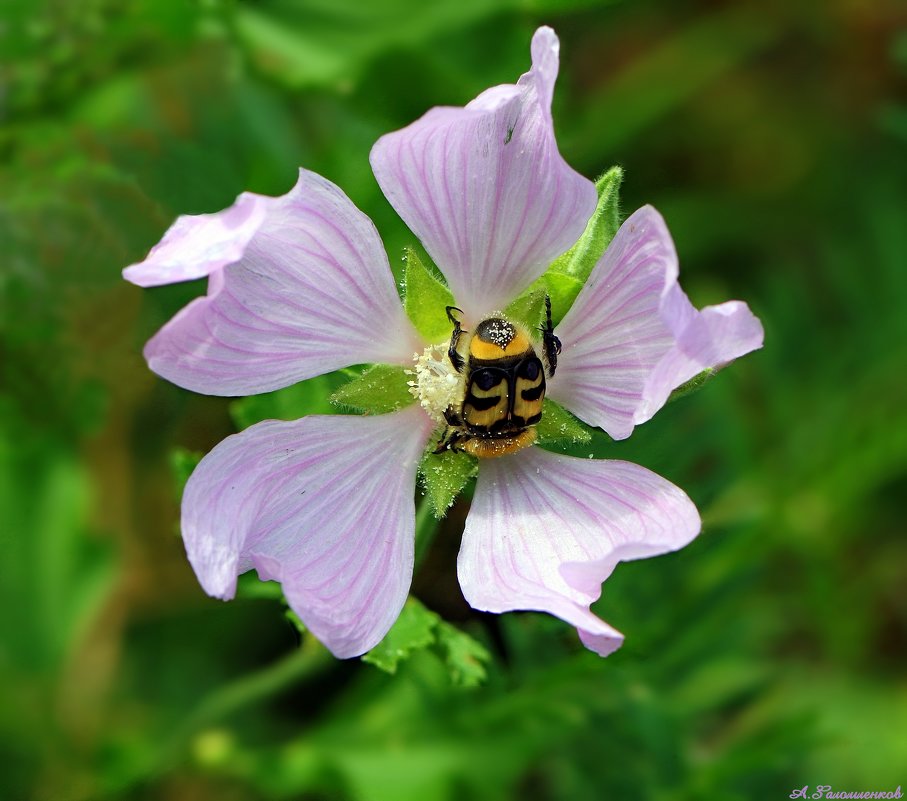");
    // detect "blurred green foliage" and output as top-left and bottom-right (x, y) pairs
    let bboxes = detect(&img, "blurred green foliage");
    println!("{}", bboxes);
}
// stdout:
(2, 0), (906, 799)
